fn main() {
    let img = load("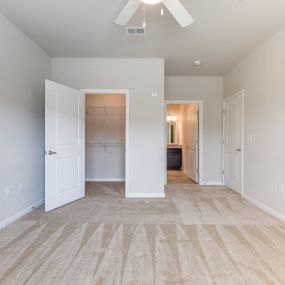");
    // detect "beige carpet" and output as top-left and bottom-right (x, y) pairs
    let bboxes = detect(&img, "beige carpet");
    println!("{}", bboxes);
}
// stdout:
(0, 182), (285, 284)
(167, 170), (195, 185)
